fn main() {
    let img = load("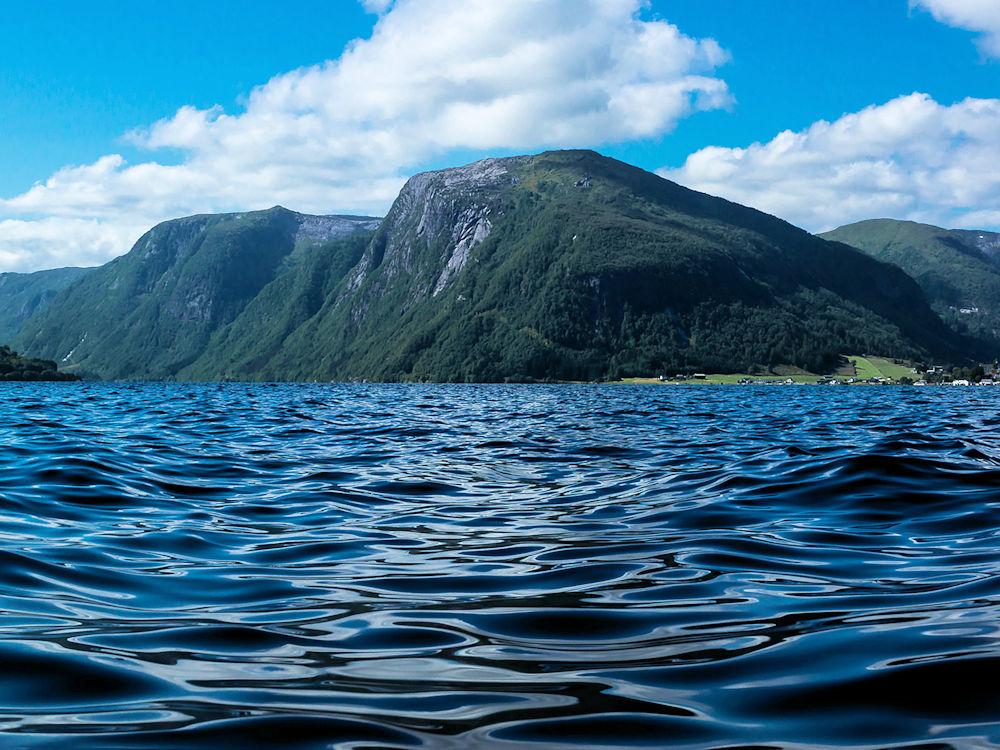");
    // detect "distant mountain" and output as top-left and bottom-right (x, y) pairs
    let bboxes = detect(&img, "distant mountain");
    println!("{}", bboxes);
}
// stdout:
(16, 208), (379, 378)
(0, 267), (91, 343)
(952, 229), (1000, 264)
(20, 151), (970, 381)
(821, 219), (1000, 349)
